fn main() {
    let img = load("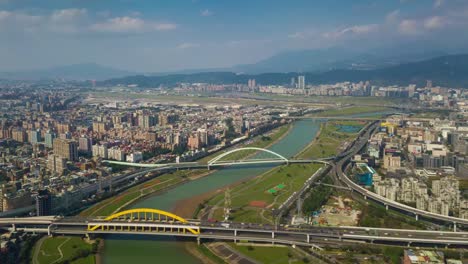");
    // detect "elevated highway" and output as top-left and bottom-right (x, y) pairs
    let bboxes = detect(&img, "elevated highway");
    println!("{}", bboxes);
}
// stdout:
(2, 211), (468, 248)
(334, 121), (468, 229)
